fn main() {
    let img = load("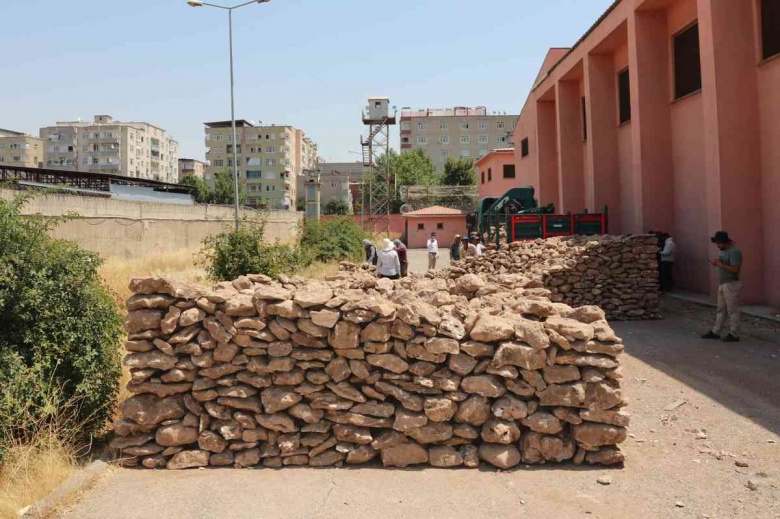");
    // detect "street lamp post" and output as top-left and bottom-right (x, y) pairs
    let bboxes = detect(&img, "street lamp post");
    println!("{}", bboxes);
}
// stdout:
(187, 0), (270, 231)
